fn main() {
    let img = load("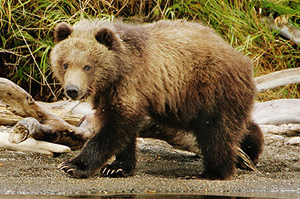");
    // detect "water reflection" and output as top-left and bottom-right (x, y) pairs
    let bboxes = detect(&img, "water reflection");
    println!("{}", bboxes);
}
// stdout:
(0, 194), (281, 199)
(67, 195), (276, 199)
(68, 195), (266, 199)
